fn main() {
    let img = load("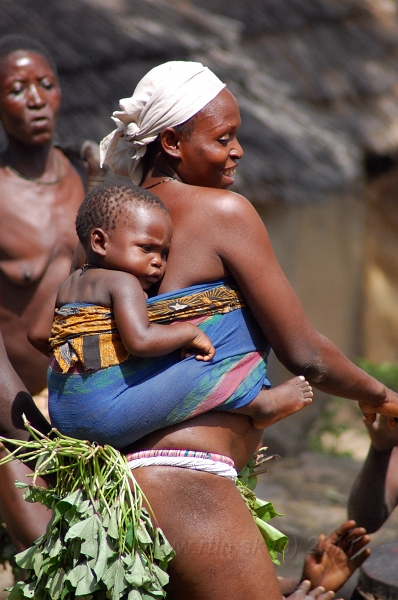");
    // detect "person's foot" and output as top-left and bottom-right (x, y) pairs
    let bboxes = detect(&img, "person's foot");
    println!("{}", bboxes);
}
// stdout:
(253, 376), (313, 429)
